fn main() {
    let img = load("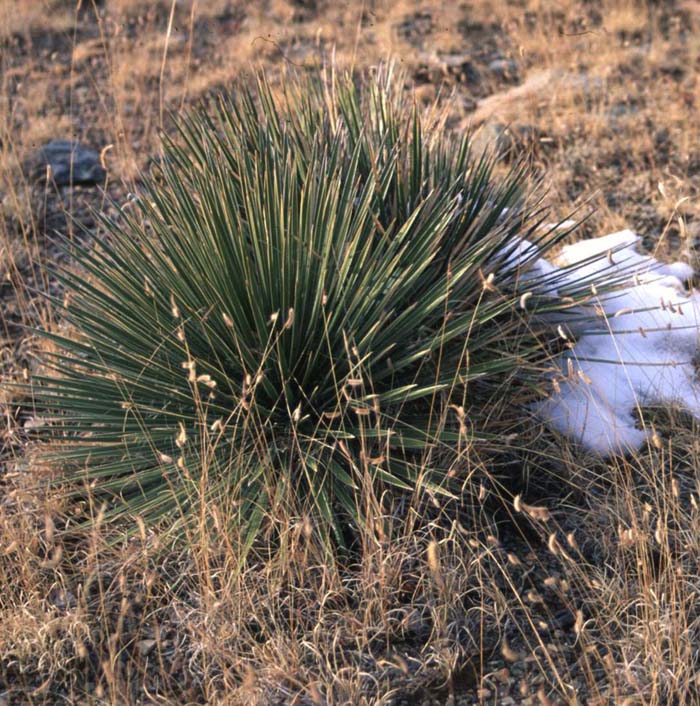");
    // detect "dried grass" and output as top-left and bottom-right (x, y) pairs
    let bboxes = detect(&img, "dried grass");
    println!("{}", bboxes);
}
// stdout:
(2, 0), (700, 703)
